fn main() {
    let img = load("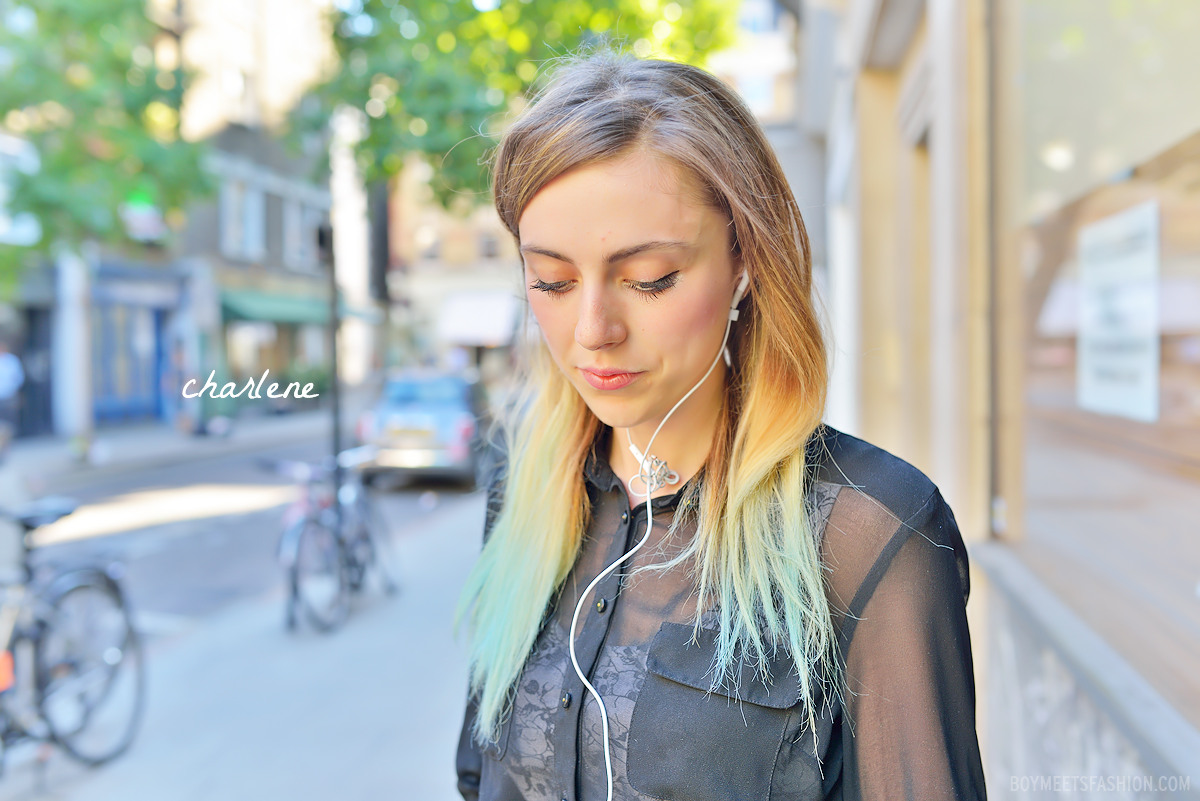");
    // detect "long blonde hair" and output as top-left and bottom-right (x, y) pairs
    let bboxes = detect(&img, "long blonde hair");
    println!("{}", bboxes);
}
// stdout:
(454, 50), (841, 751)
